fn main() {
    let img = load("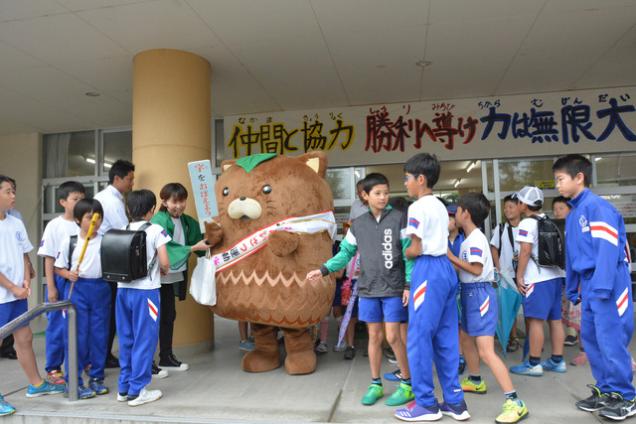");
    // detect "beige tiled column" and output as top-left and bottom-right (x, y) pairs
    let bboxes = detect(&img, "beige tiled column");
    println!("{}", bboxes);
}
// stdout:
(132, 49), (213, 346)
